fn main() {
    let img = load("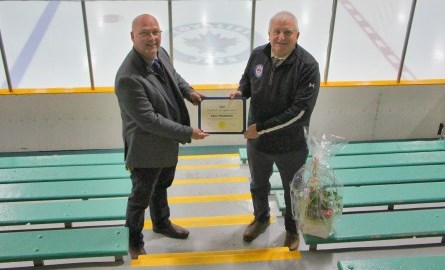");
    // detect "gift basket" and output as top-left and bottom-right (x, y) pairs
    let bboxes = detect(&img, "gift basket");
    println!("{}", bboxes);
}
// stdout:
(291, 130), (347, 238)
